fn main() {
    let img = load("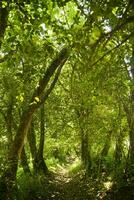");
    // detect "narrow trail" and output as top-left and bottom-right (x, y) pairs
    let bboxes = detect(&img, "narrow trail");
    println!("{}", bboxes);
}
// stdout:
(43, 172), (134, 200)
(38, 169), (97, 200)
(27, 169), (134, 200)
